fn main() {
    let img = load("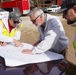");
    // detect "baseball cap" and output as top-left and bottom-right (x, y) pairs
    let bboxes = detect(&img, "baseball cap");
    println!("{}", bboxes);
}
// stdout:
(57, 3), (76, 13)
(9, 11), (21, 22)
